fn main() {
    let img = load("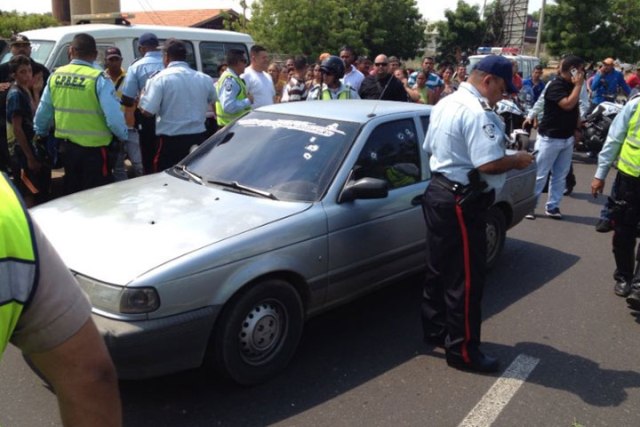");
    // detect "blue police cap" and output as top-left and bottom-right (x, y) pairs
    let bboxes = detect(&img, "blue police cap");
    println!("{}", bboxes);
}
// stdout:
(473, 55), (518, 94)
(139, 33), (159, 47)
